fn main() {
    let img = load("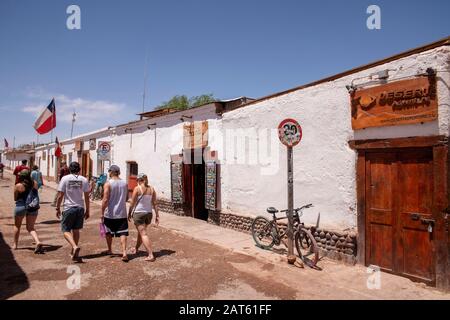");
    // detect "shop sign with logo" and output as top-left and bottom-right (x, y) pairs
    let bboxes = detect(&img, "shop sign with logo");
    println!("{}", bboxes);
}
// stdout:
(351, 76), (438, 130)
